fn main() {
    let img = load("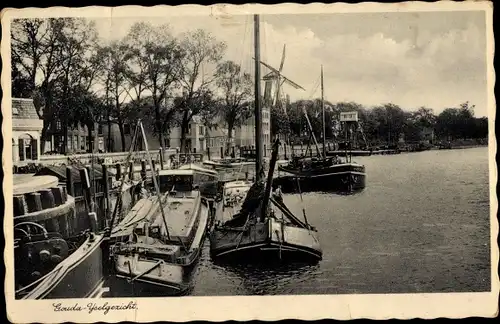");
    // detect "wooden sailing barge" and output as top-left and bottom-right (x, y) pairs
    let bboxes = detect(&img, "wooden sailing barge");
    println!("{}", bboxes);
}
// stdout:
(276, 66), (366, 193)
(108, 121), (211, 296)
(209, 14), (322, 264)
(210, 140), (322, 262)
